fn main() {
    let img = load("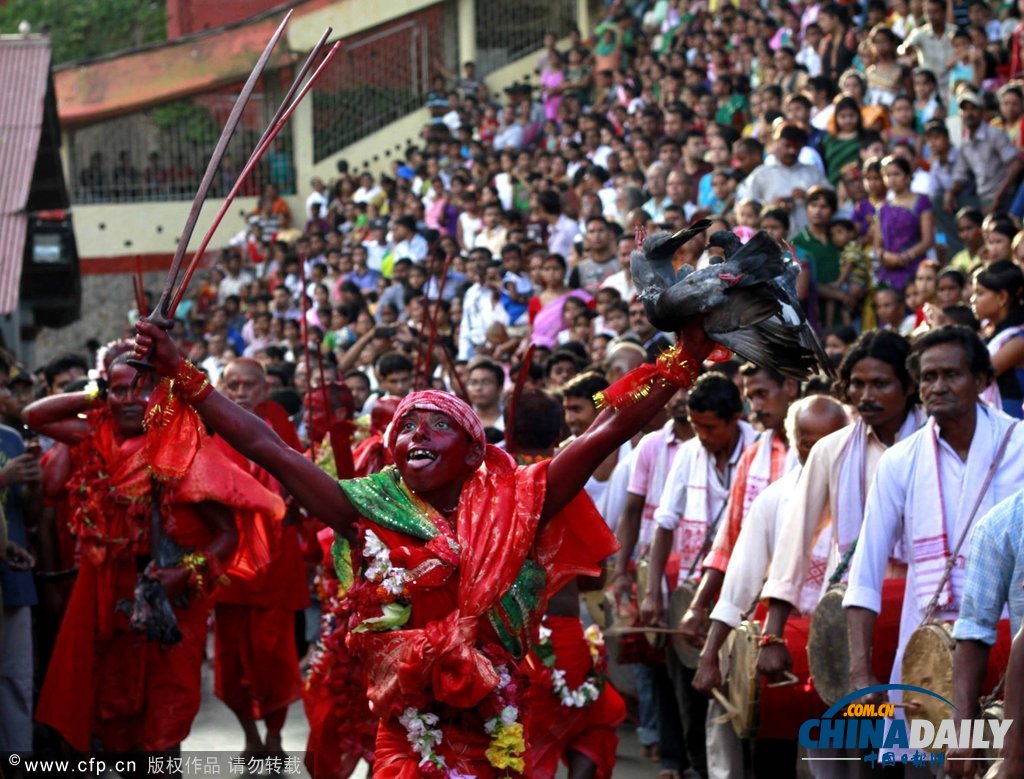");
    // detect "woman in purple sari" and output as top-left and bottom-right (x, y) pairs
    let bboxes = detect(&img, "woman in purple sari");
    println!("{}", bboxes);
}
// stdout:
(873, 155), (934, 291)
